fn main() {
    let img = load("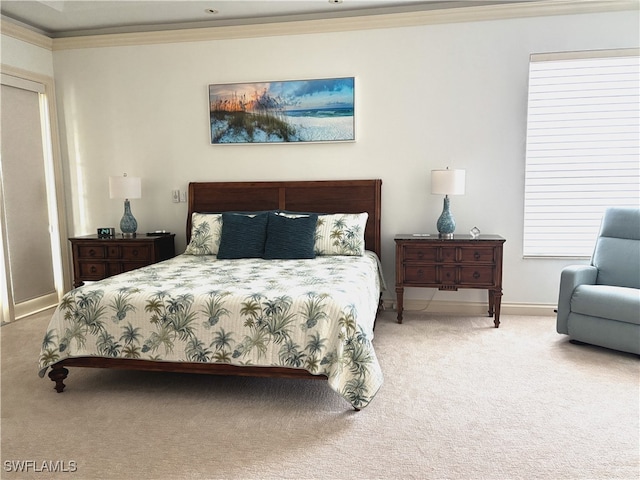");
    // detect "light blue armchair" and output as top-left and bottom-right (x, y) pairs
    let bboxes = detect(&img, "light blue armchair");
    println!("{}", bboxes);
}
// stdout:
(556, 207), (640, 355)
